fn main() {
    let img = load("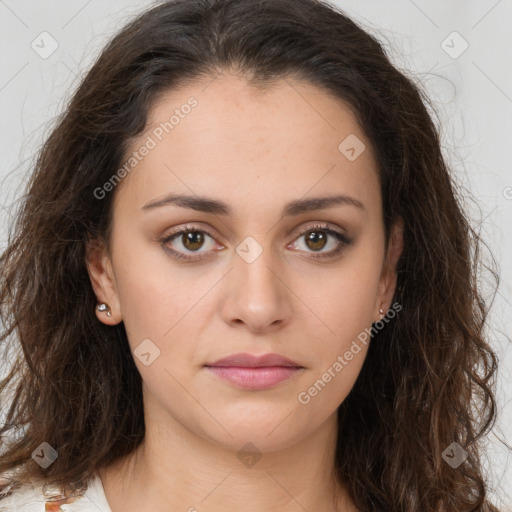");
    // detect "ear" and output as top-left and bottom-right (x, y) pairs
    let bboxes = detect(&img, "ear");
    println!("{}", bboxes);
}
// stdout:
(85, 236), (122, 325)
(375, 217), (404, 322)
